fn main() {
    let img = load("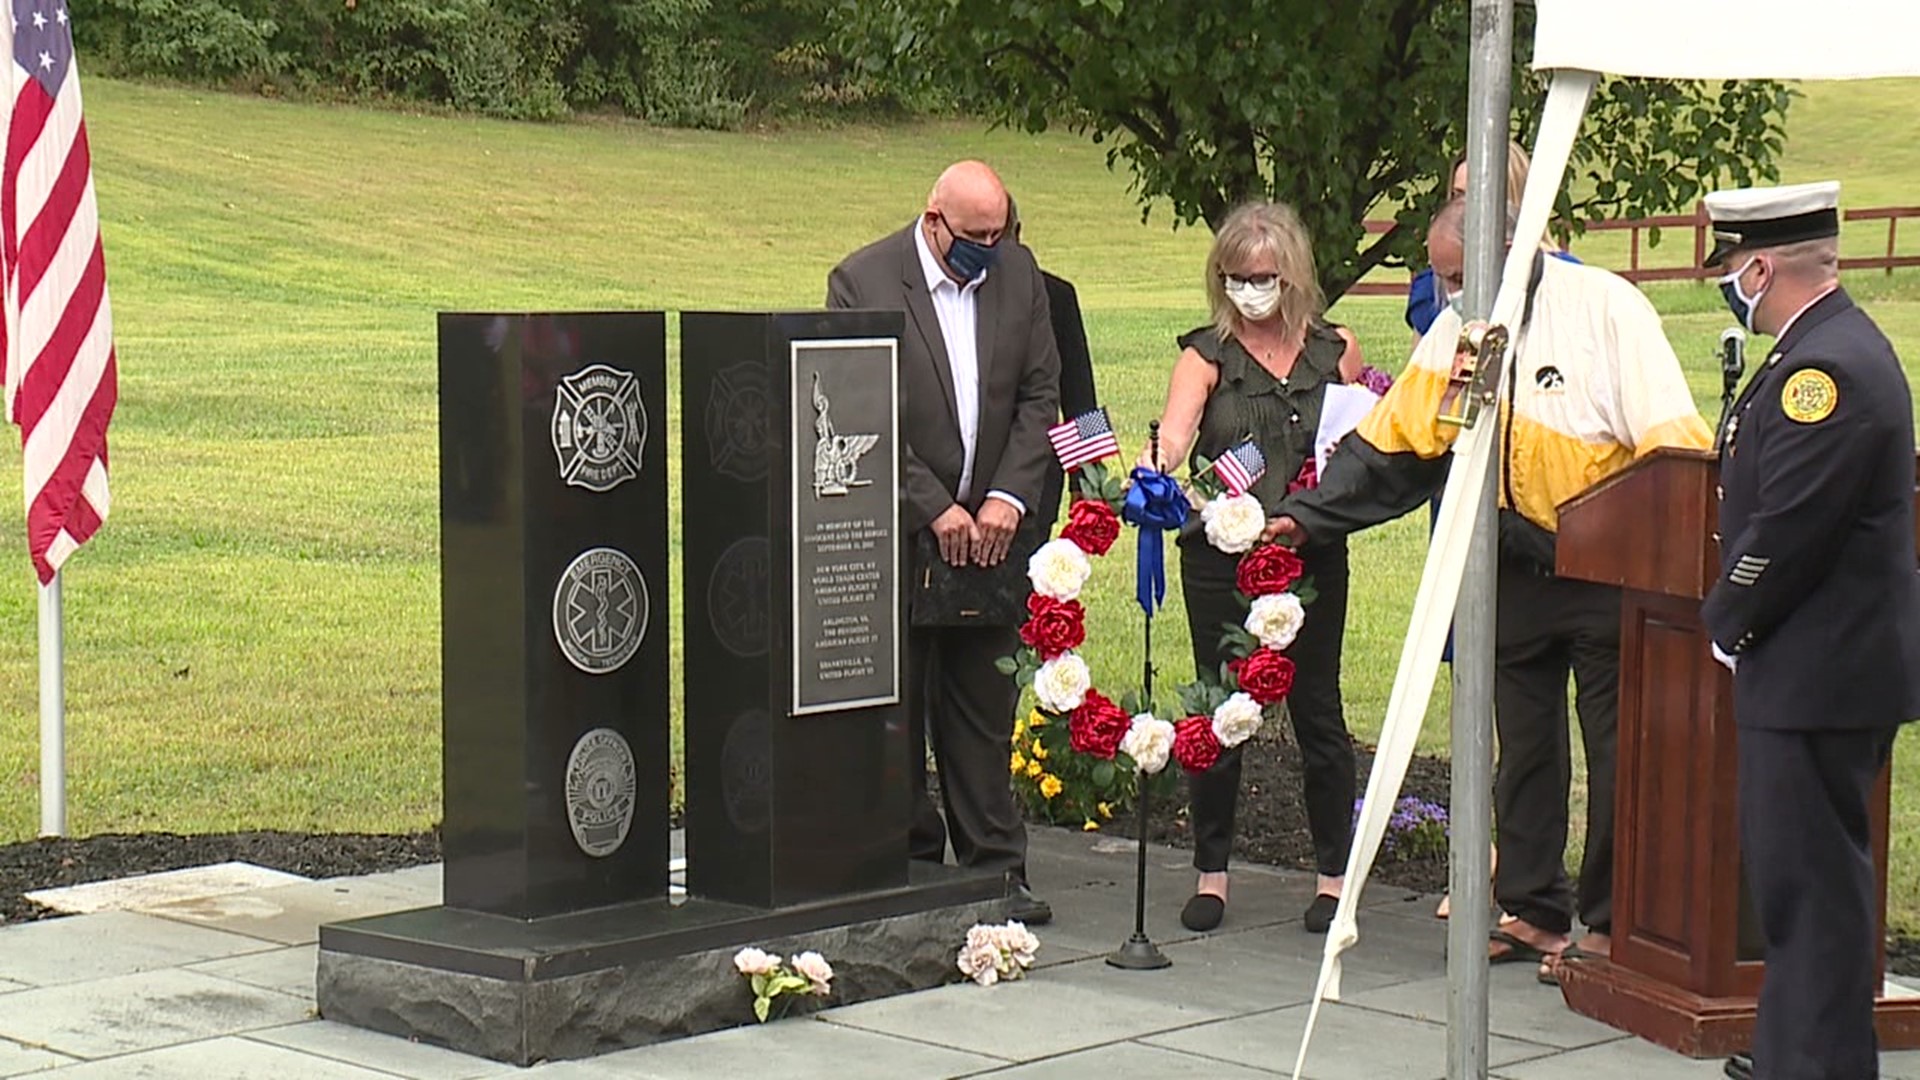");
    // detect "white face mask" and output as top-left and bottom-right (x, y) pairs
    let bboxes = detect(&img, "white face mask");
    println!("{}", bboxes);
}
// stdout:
(1225, 278), (1282, 321)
